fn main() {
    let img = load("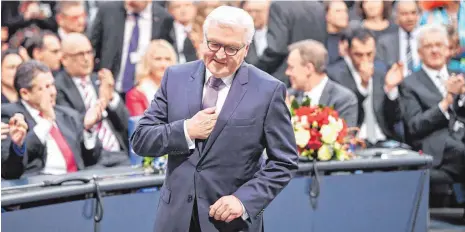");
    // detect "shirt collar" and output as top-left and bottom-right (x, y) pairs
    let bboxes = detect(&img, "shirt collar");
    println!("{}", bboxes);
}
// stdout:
(422, 64), (449, 81)
(399, 27), (418, 39)
(72, 76), (91, 87)
(305, 76), (328, 99)
(126, 3), (152, 19)
(174, 21), (192, 33)
(205, 68), (234, 87)
(21, 99), (40, 119)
